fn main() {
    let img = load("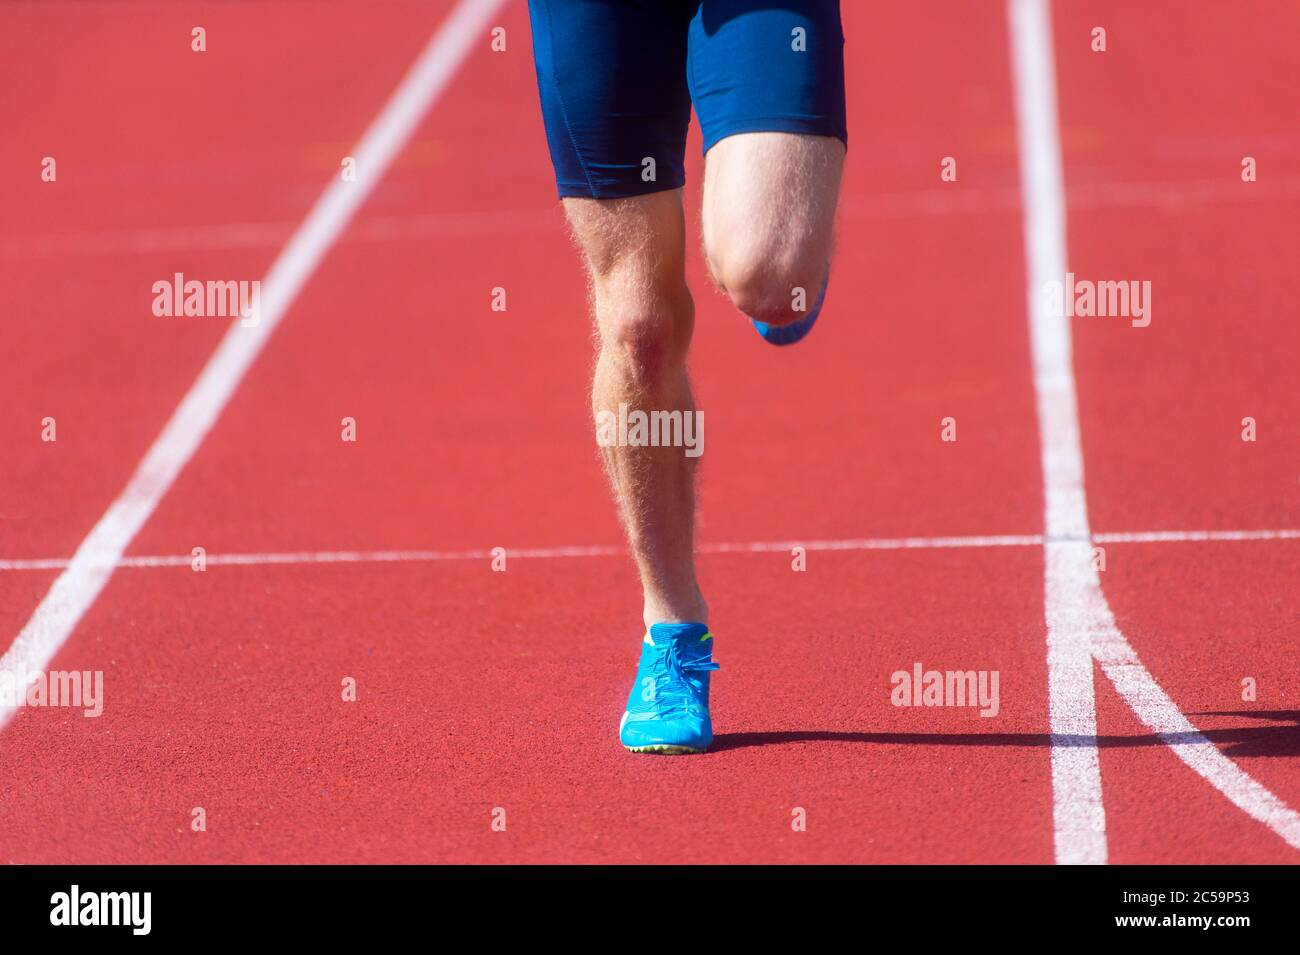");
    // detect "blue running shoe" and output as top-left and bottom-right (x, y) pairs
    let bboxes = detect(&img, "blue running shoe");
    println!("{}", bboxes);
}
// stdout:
(620, 622), (719, 754)
(750, 271), (829, 346)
